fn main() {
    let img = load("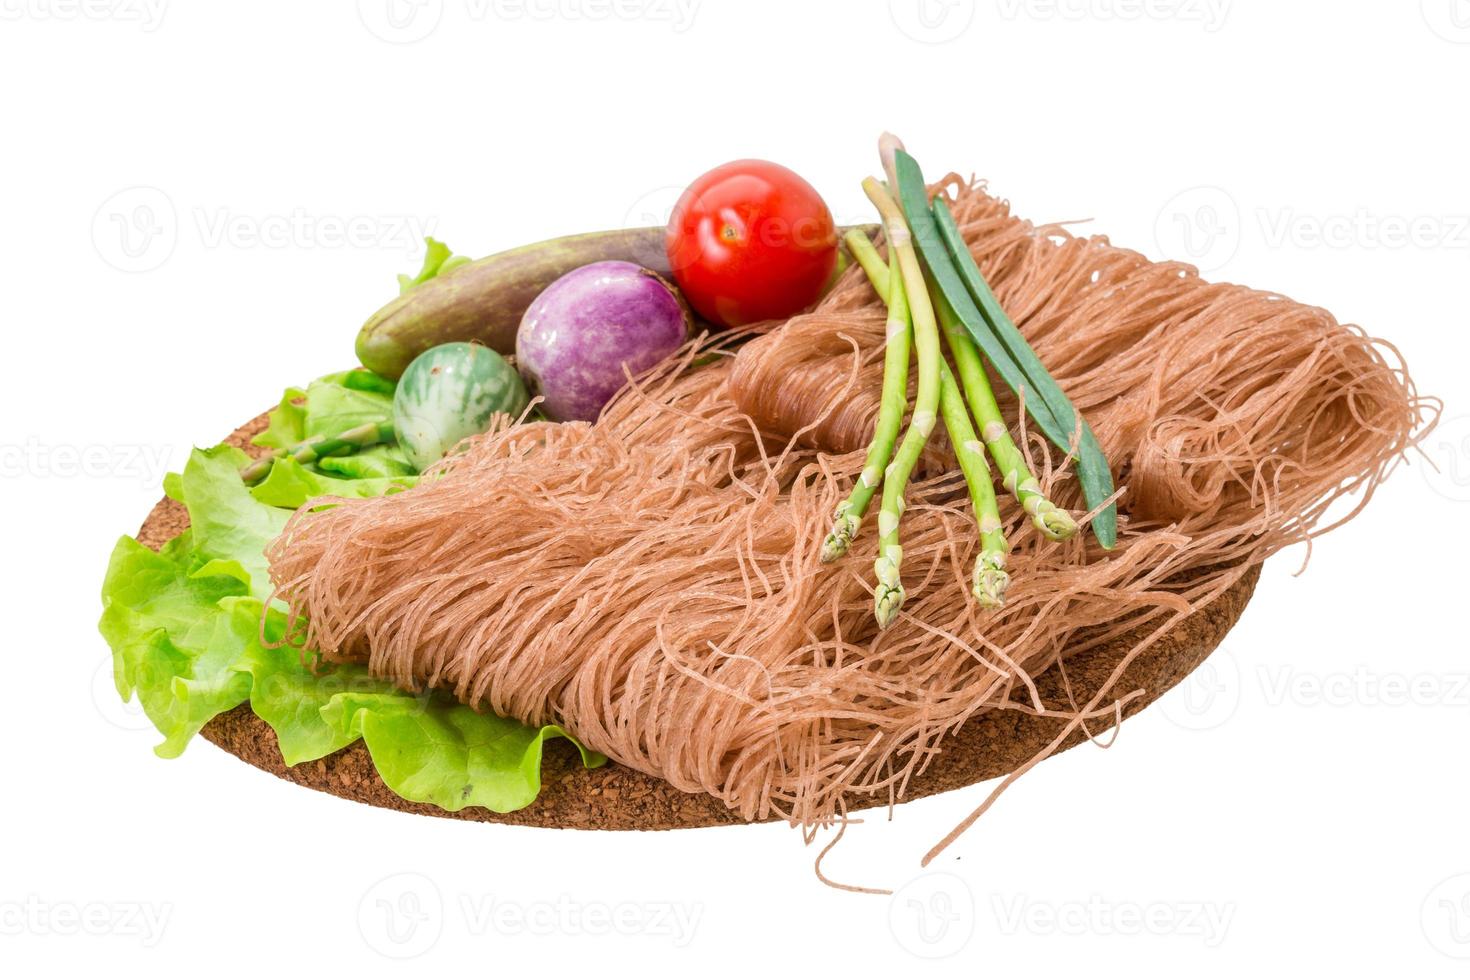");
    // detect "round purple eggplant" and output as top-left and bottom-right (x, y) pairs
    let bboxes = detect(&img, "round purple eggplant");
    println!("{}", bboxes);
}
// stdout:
(516, 260), (692, 422)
